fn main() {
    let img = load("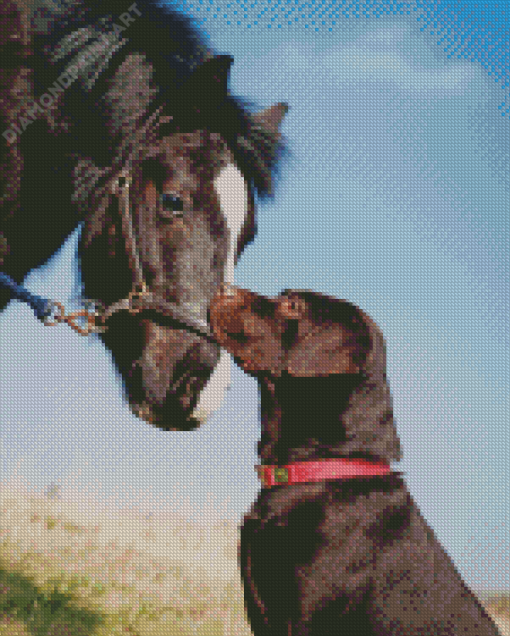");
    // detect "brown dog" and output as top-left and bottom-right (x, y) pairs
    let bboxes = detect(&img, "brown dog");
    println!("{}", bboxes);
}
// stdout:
(209, 284), (500, 636)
